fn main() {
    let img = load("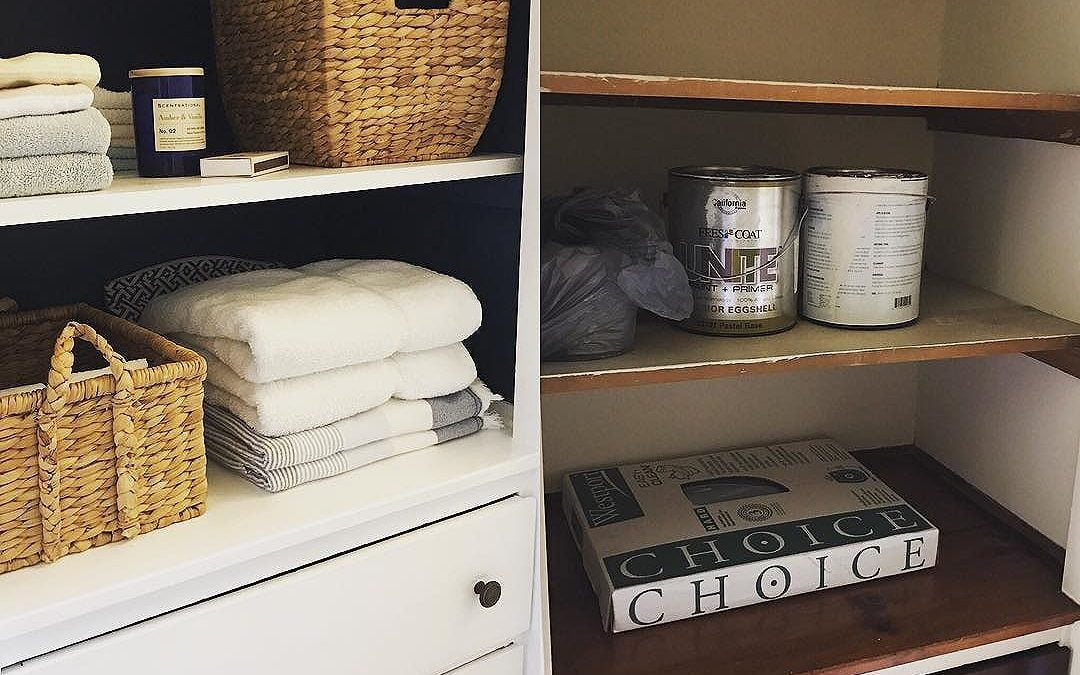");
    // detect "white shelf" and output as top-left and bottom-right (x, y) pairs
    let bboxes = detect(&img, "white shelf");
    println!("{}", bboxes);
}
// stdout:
(0, 417), (535, 666)
(0, 154), (524, 227)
